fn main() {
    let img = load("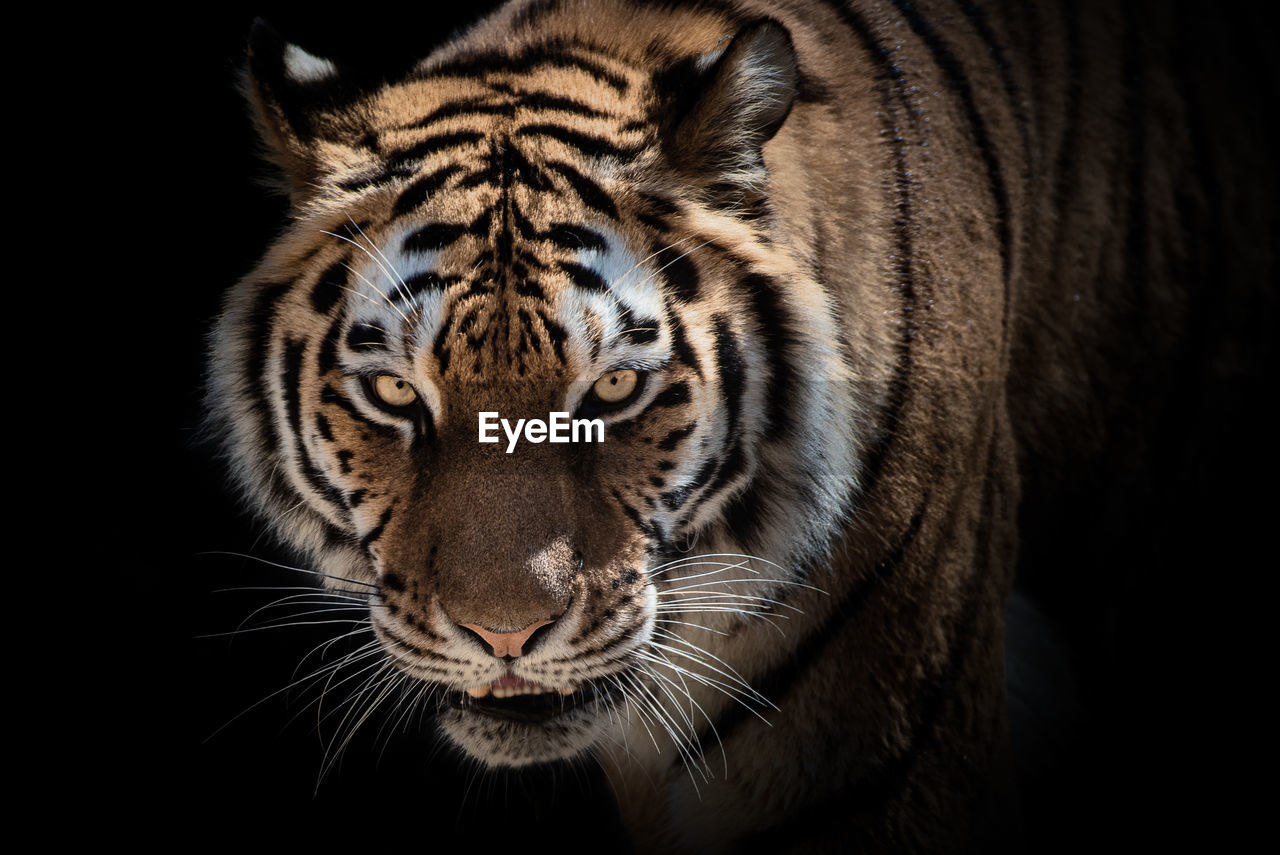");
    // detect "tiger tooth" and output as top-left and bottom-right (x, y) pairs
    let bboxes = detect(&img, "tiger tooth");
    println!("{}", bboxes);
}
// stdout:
(560, 686), (575, 695)
(466, 685), (490, 698)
